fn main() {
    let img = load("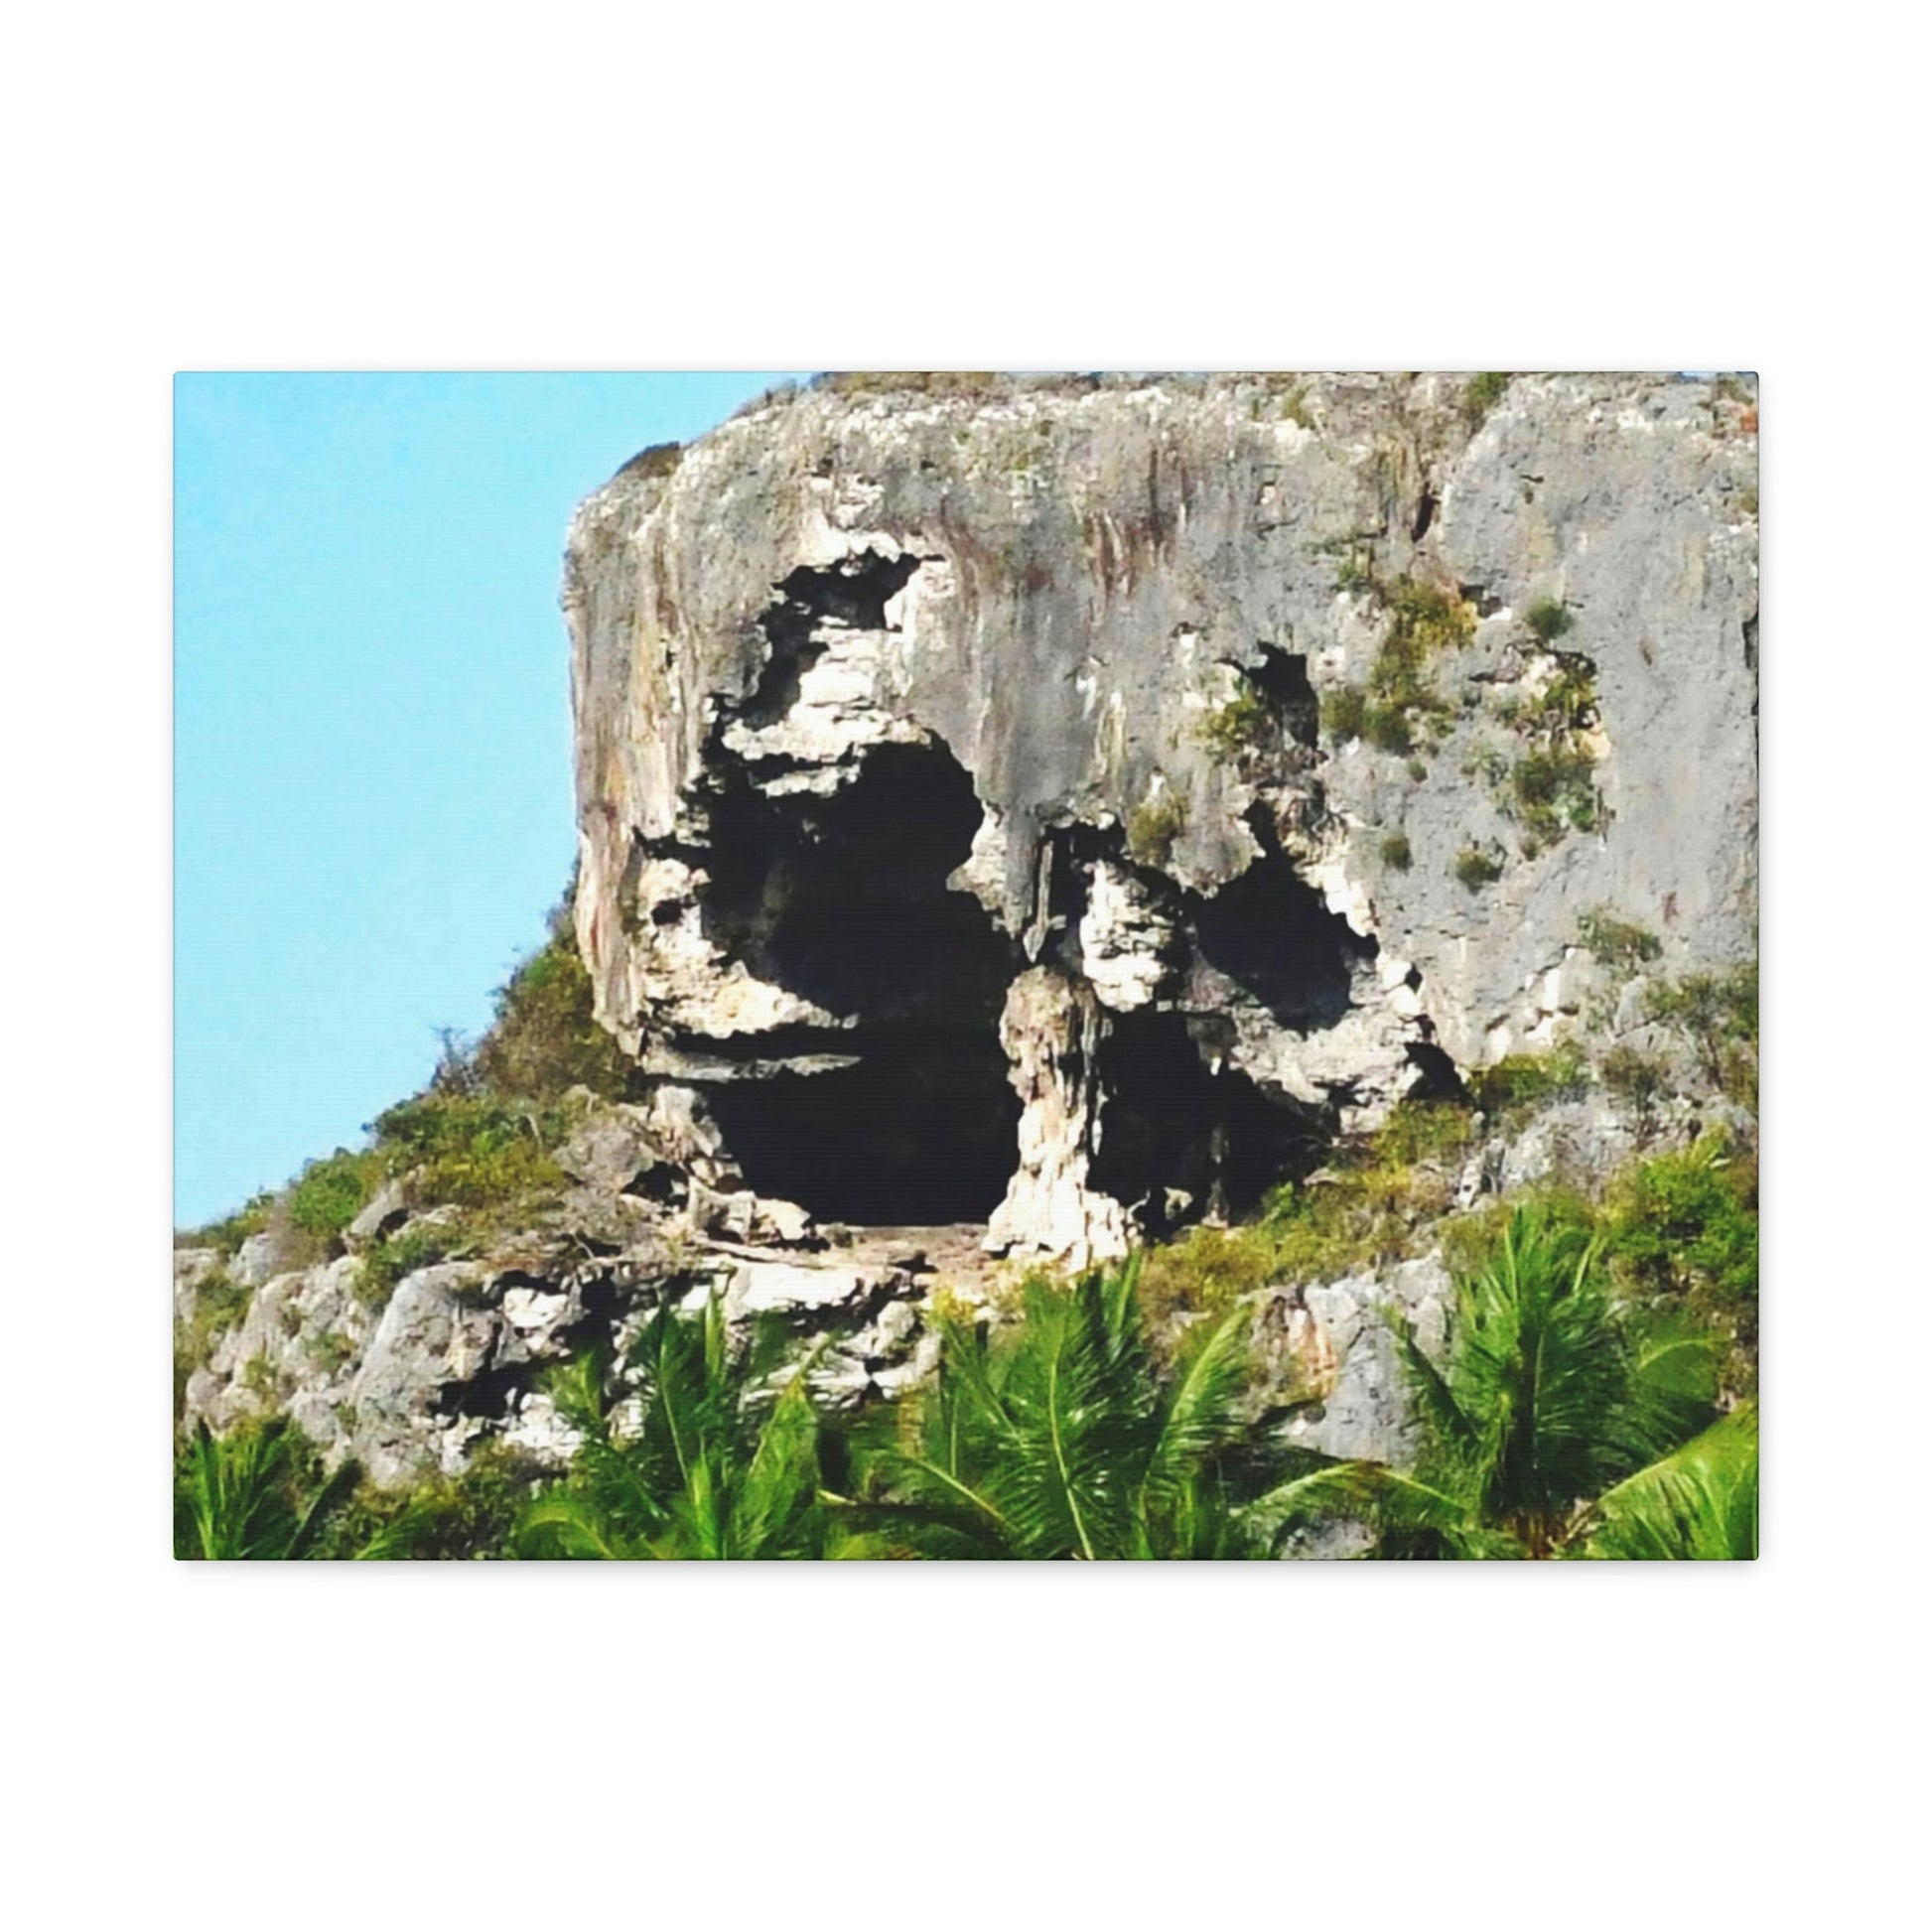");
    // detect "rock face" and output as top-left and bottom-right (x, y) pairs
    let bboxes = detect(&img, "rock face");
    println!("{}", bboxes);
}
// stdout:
(566, 373), (1757, 1266)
